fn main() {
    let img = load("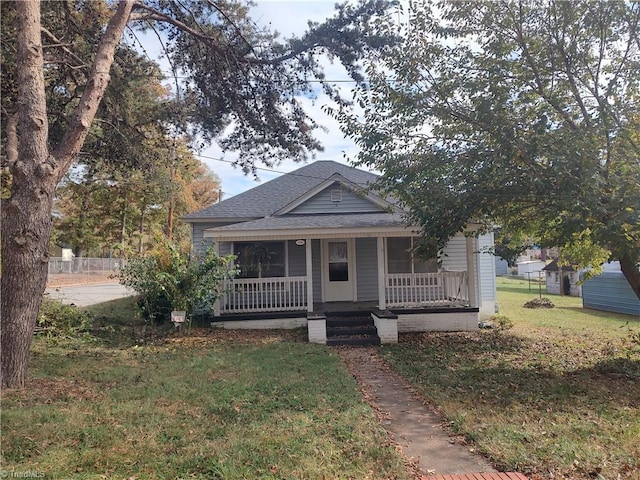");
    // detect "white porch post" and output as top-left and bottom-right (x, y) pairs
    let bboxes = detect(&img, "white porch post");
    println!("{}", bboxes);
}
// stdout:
(213, 240), (221, 317)
(465, 236), (478, 308)
(377, 236), (386, 310)
(306, 238), (313, 312)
